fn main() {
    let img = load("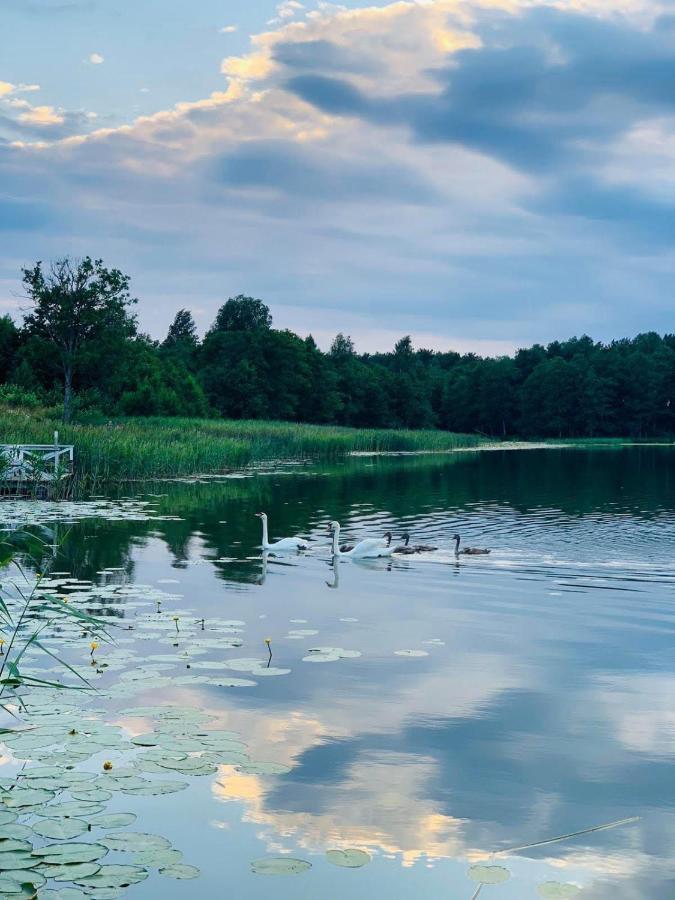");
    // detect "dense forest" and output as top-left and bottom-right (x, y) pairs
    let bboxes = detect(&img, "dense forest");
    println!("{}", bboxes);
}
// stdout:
(0, 257), (673, 438)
